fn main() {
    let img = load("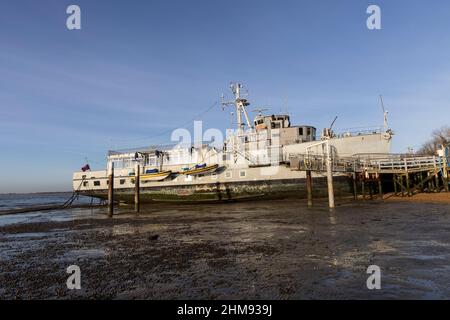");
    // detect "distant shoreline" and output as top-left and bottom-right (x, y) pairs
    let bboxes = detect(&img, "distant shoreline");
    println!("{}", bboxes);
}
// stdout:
(0, 191), (72, 196)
